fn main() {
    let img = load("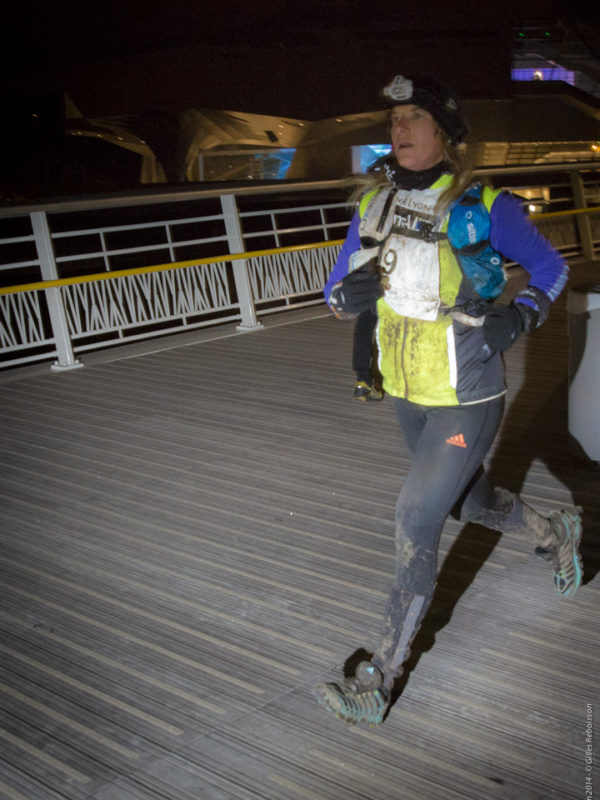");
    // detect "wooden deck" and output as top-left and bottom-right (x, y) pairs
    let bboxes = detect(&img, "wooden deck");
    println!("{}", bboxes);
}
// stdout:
(0, 262), (598, 800)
